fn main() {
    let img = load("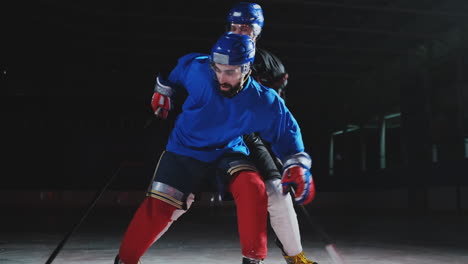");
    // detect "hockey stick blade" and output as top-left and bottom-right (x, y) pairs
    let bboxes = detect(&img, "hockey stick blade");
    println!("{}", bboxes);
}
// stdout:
(290, 188), (348, 264)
